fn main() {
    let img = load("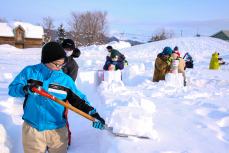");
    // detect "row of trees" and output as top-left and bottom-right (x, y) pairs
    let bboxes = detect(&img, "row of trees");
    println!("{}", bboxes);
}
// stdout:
(1, 11), (174, 46)
(41, 11), (175, 46)
(149, 29), (174, 42)
(42, 11), (108, 46)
